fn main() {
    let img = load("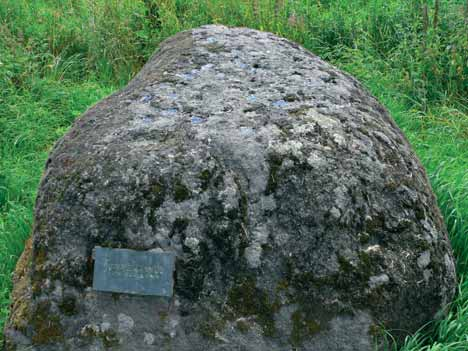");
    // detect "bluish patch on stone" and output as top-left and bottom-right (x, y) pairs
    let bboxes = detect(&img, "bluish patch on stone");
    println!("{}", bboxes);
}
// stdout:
(240, 127), (254, 137)
(236, 61), (248, 69)
(142, 115), (155, 123)
(140, 95), (153, 103)
(201, 63), (214, 70)
(161, 108), (178, 117)
(177, 73), (195, 80)
(247, 95), (257, 102)
(191, 116), (206, 125)
(273, 100), (288, 108)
